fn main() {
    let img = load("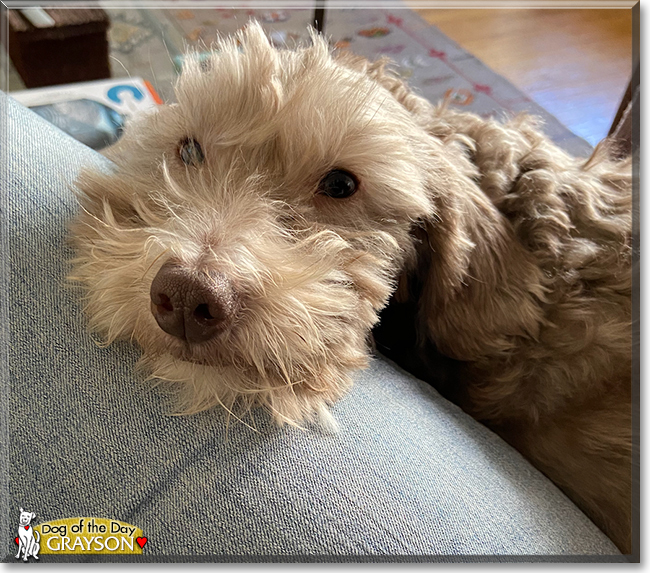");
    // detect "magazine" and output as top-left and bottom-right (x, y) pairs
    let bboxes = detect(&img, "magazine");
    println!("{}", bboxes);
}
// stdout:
(10, 77), (161, 150)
